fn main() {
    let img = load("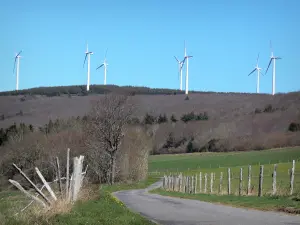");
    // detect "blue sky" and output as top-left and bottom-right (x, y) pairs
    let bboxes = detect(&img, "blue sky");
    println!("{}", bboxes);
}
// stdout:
(0, 0), (299, 94)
